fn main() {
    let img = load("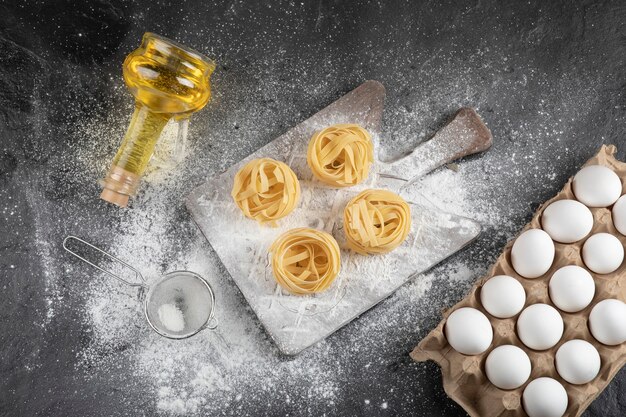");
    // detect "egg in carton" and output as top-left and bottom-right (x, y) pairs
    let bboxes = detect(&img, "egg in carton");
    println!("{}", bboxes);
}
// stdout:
(412, 145), (626, 417)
